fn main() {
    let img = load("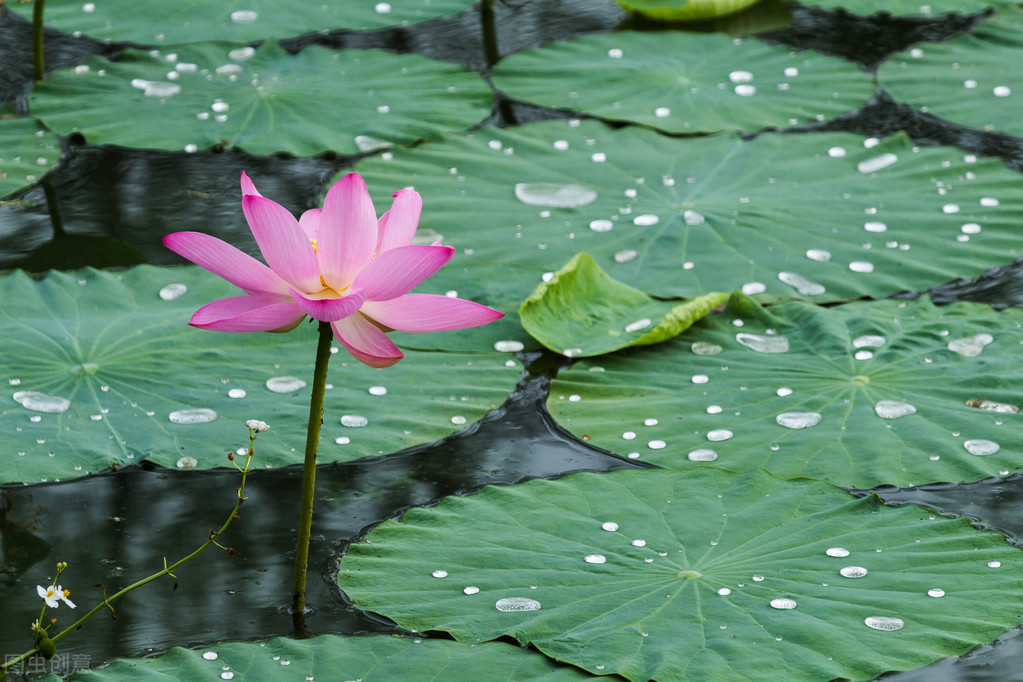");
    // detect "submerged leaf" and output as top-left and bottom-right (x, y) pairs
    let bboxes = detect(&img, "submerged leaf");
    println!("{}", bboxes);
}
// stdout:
(339, 468), (1023, 681)
(519, 252), (727, 357)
